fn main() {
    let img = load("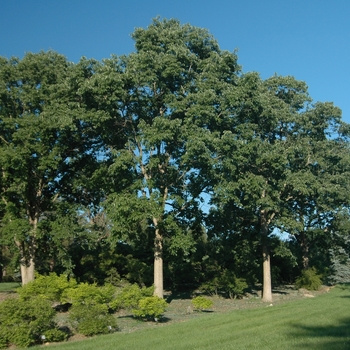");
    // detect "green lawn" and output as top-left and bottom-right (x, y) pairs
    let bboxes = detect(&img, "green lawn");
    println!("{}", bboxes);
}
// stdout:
(30, 284), (350, 350)
(0, 282), (21, 292)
